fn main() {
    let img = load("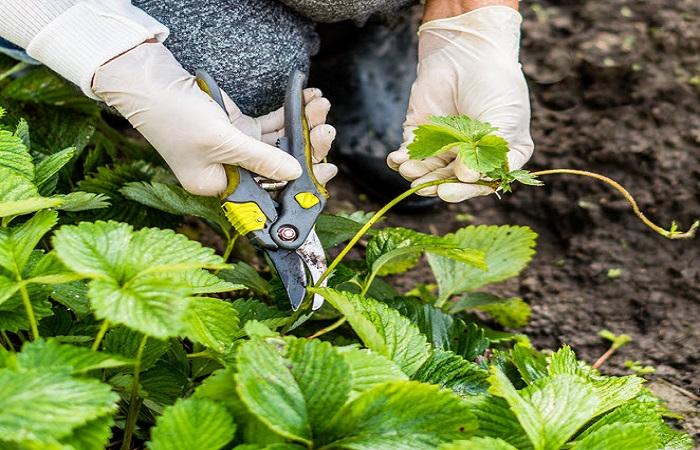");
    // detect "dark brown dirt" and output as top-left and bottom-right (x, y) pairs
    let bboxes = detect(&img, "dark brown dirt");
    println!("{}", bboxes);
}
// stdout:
(325, 0), (700, 432)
